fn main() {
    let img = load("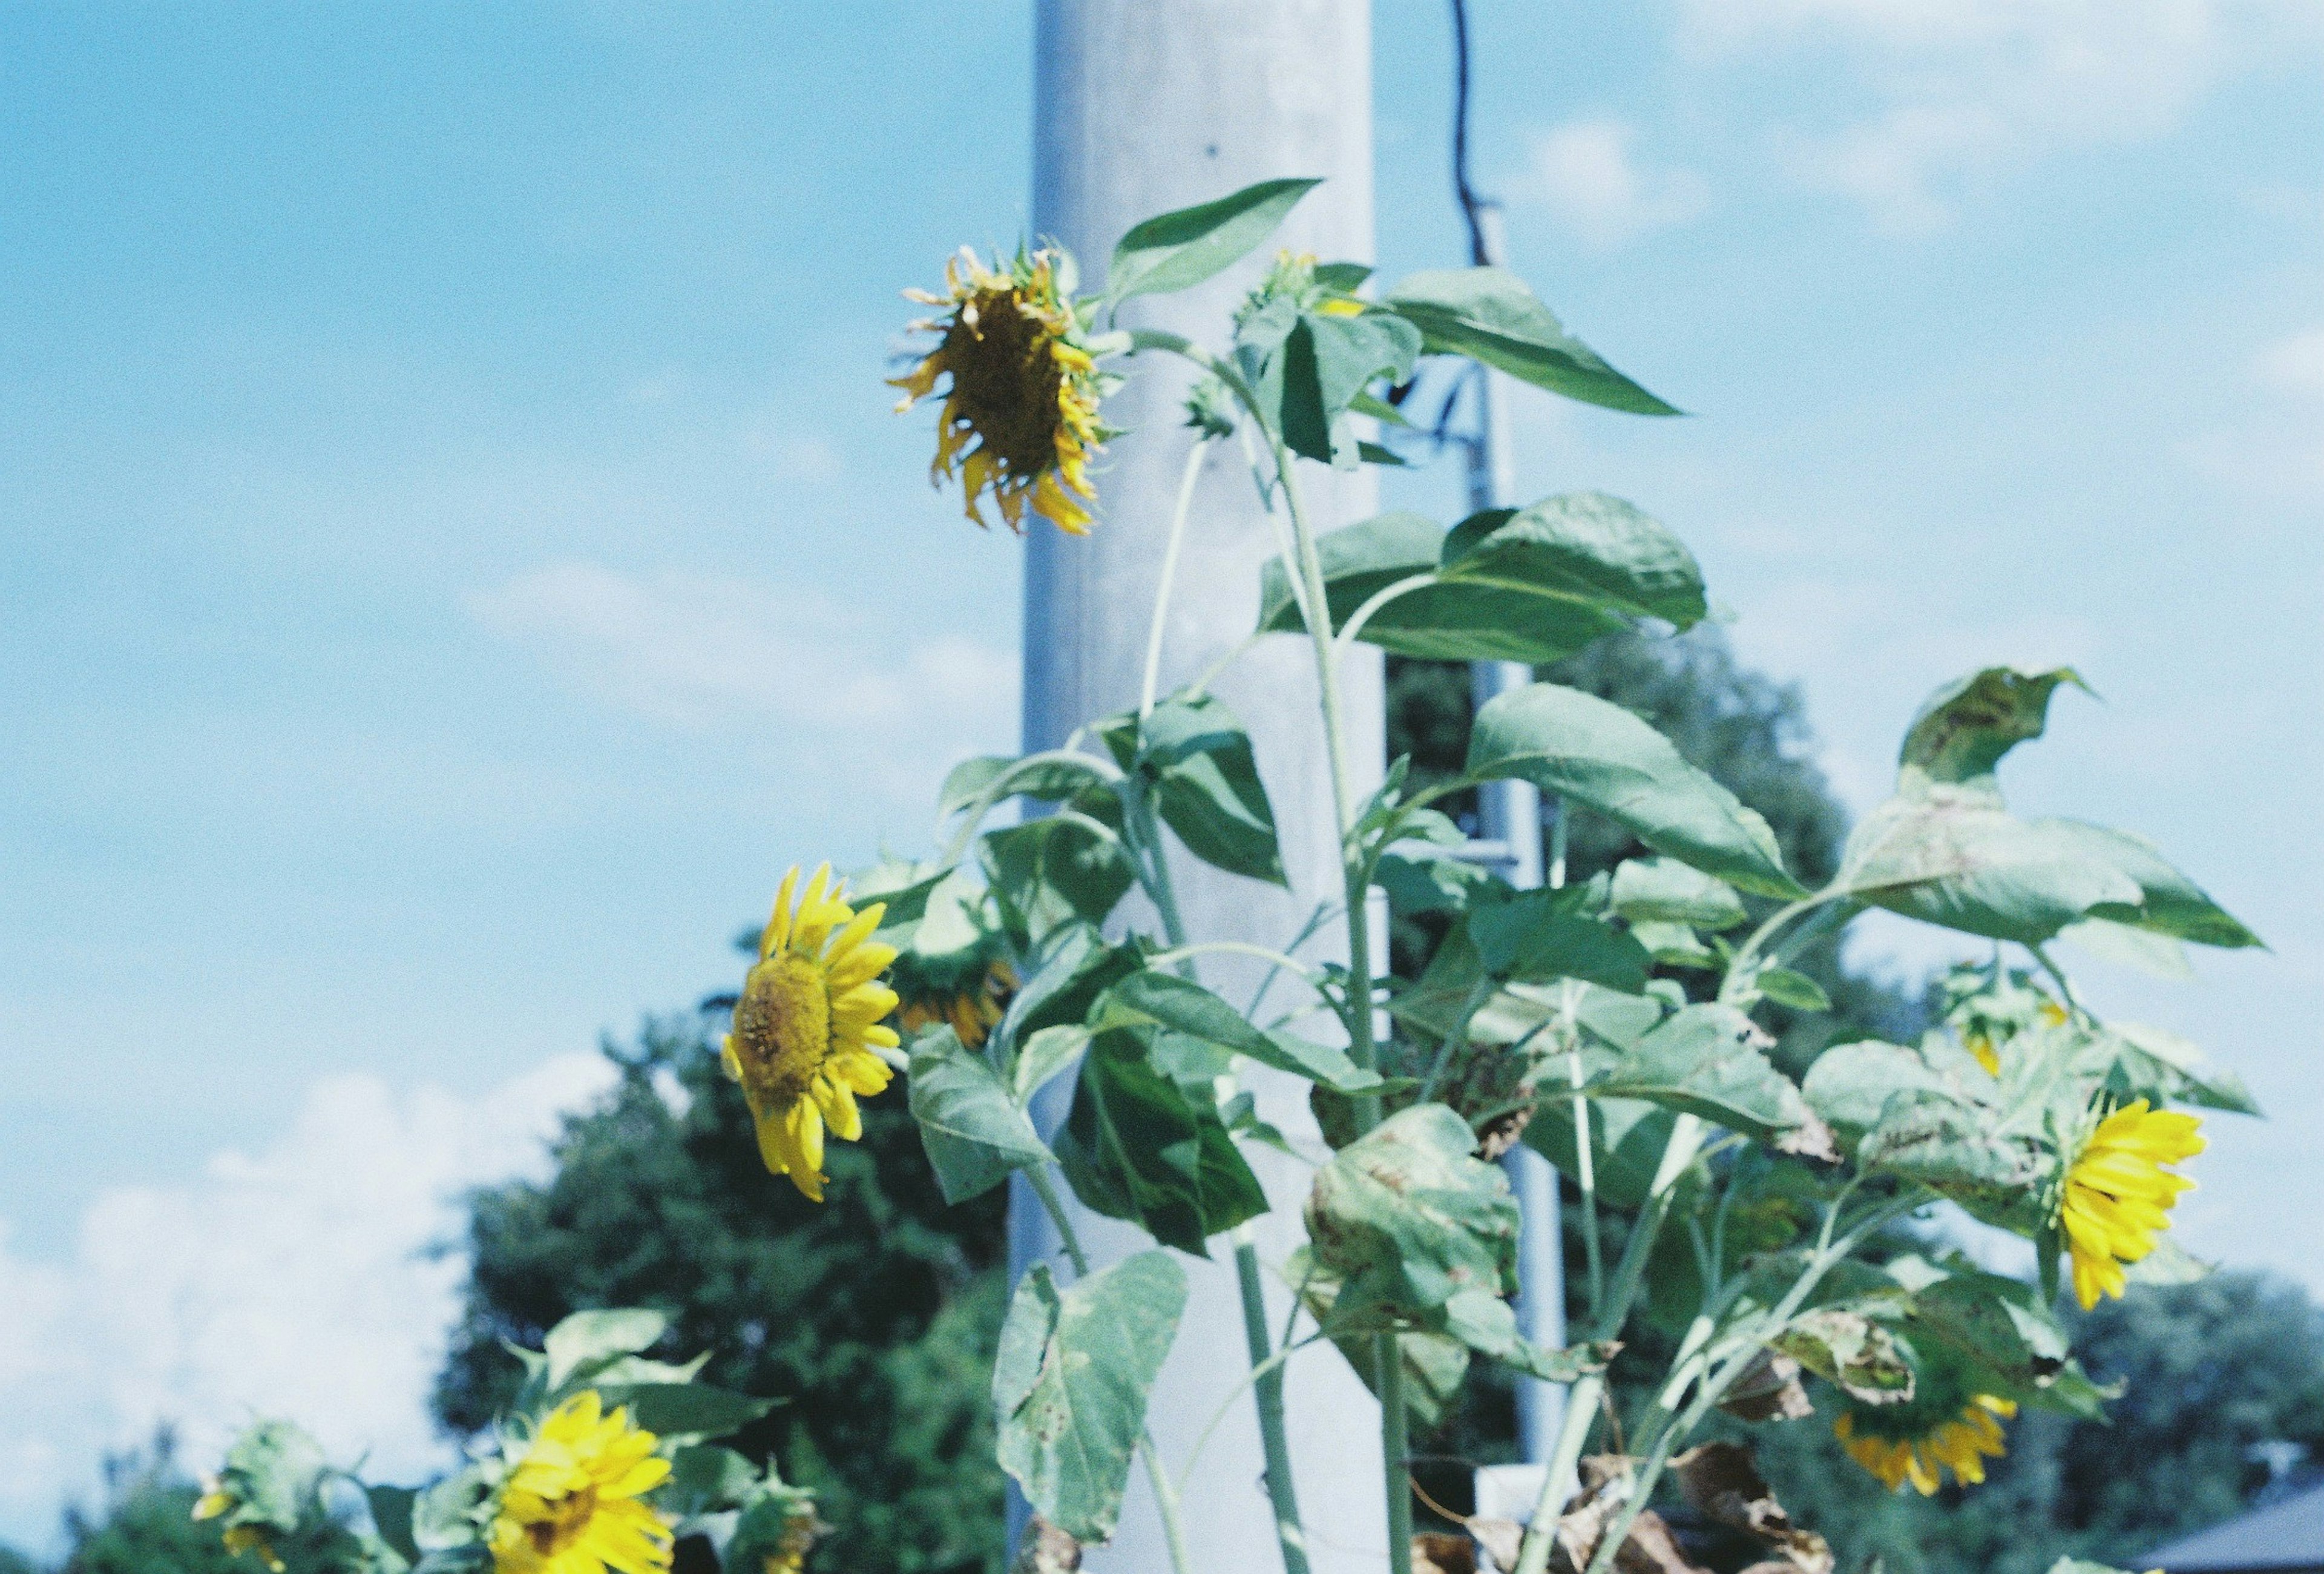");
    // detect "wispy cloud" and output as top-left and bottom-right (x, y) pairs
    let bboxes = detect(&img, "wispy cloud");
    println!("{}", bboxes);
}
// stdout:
(1517, 119), (1710, 248)
(0, 1056), (614, 1553)
(1678, 0), (2322, 232)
